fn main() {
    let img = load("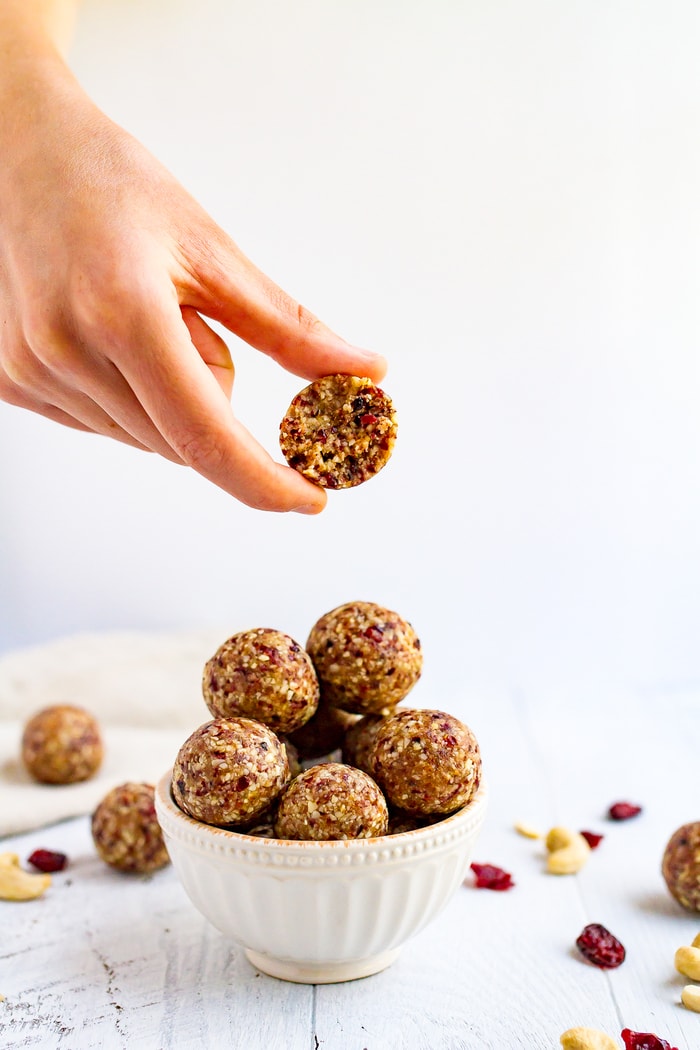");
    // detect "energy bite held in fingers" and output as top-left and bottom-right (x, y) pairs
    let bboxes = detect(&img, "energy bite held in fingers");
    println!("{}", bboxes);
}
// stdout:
(172, 718), (290, 827)
(274, 763), (389, 840)
(306, 601), (423, 715)
(280, 374), (397, 489)
(202, 628), (319, 735)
